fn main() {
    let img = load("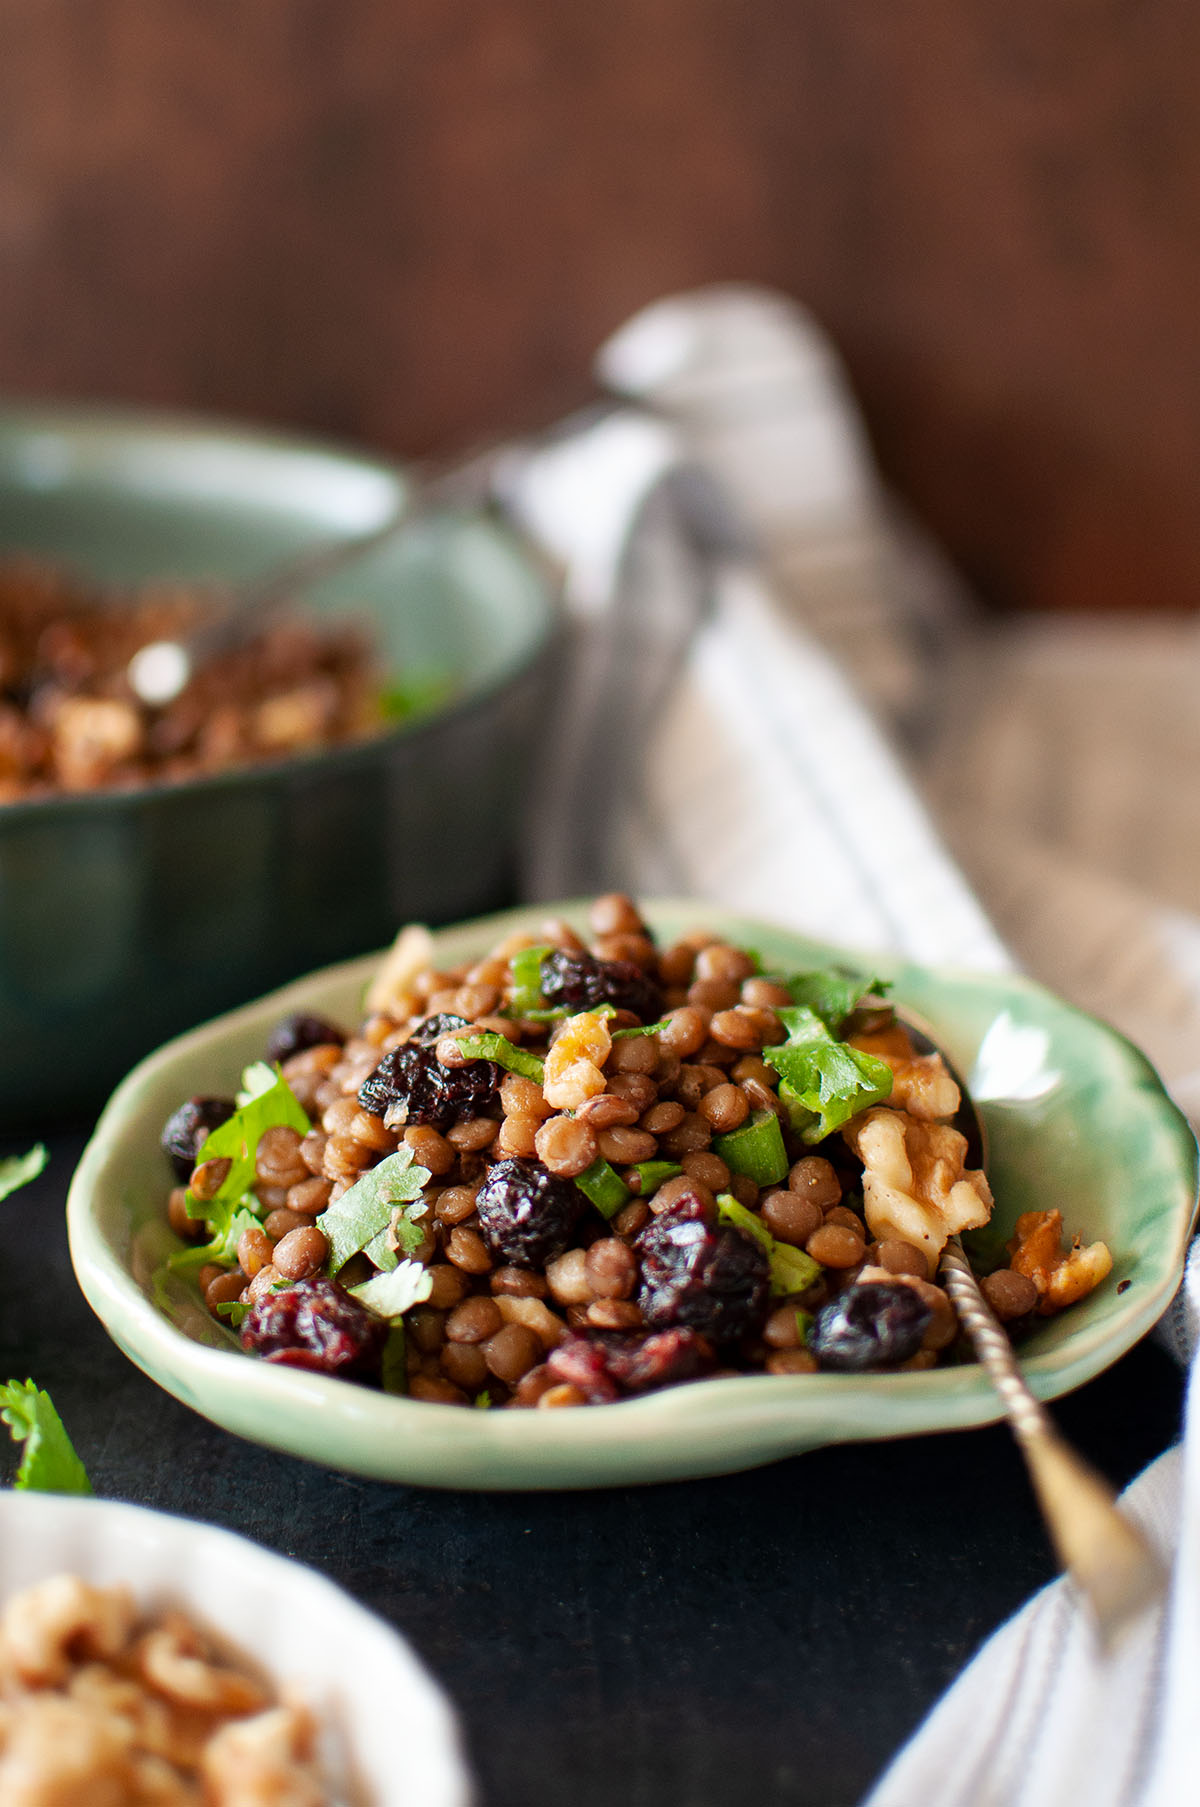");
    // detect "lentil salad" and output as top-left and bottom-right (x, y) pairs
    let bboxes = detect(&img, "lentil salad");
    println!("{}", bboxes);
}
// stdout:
(160, 896), (1114, 1407)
